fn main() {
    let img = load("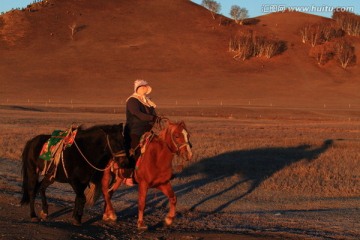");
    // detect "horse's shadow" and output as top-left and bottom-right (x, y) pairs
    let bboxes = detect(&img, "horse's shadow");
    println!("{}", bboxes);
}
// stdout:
(174, 139), (333, 213)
